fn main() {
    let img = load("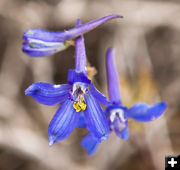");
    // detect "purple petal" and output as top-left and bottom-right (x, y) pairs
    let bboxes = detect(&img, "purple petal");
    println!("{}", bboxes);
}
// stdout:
(127, 102), (168, 122)
(68, 69), (91, 85)
(22, 38), (68, 57)
(89, 84), (111, 106)
(25, 82), (71, 105)
(84, 91), (109, 141)
(48, 100), (80, 145)
(113, 117), (129, 140)
(106, 48), (122, 104)
(81, 133), (99, 155)
(23, 29), (64, 42)
(76, 114), (86, 128)
(75, 19), (86, 73)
